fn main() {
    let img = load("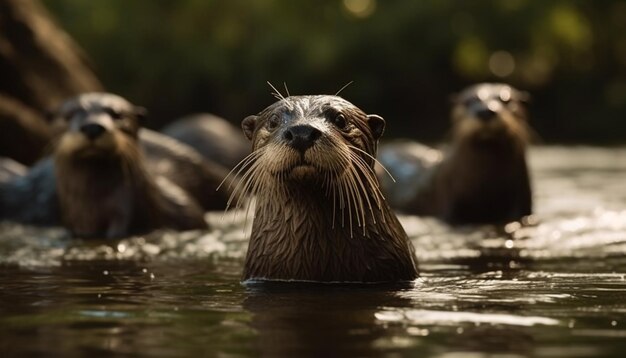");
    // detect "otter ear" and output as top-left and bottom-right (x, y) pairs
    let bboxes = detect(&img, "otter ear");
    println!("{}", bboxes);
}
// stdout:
(133, 106), (148, 122)
(242, 115), (258, 141)
(367, 114), (385, 140)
